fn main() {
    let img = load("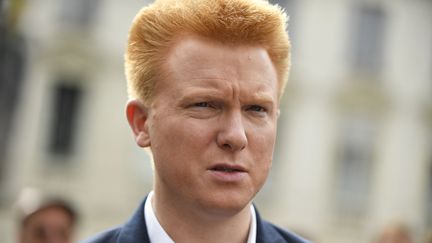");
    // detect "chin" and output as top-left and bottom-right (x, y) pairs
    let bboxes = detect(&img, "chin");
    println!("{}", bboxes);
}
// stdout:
(195, 189), (256, 217)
